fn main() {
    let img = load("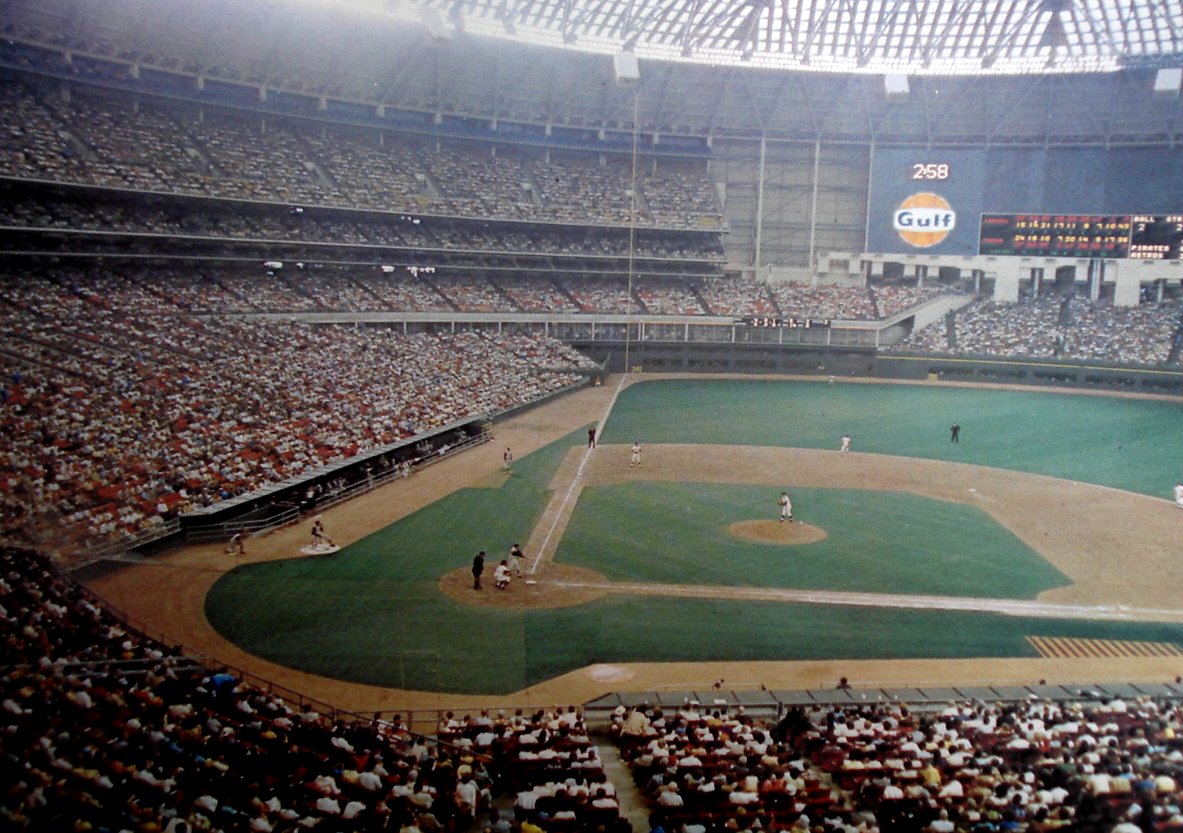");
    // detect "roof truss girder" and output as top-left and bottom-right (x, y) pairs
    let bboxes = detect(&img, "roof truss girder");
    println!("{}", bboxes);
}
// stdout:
(427, 0), (1182, 73)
